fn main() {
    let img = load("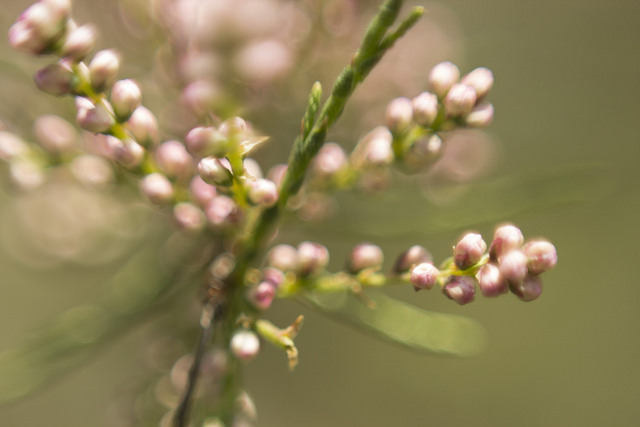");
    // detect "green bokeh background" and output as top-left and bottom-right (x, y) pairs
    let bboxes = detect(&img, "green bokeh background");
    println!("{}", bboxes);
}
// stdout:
(1, 0), (639, 426)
